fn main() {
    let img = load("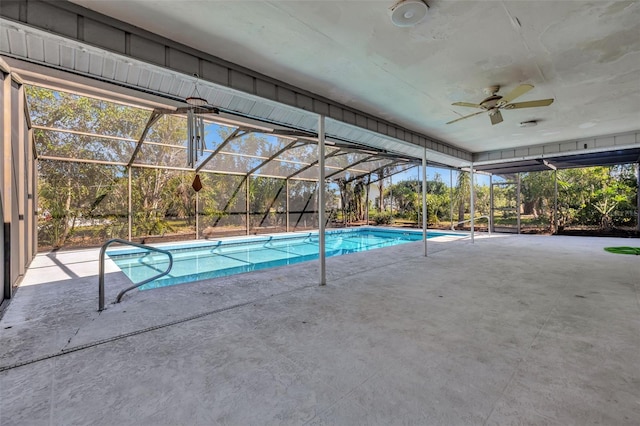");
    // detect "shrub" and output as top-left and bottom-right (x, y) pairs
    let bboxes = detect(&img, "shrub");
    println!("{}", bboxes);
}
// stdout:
(371, 211), (394, 225)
